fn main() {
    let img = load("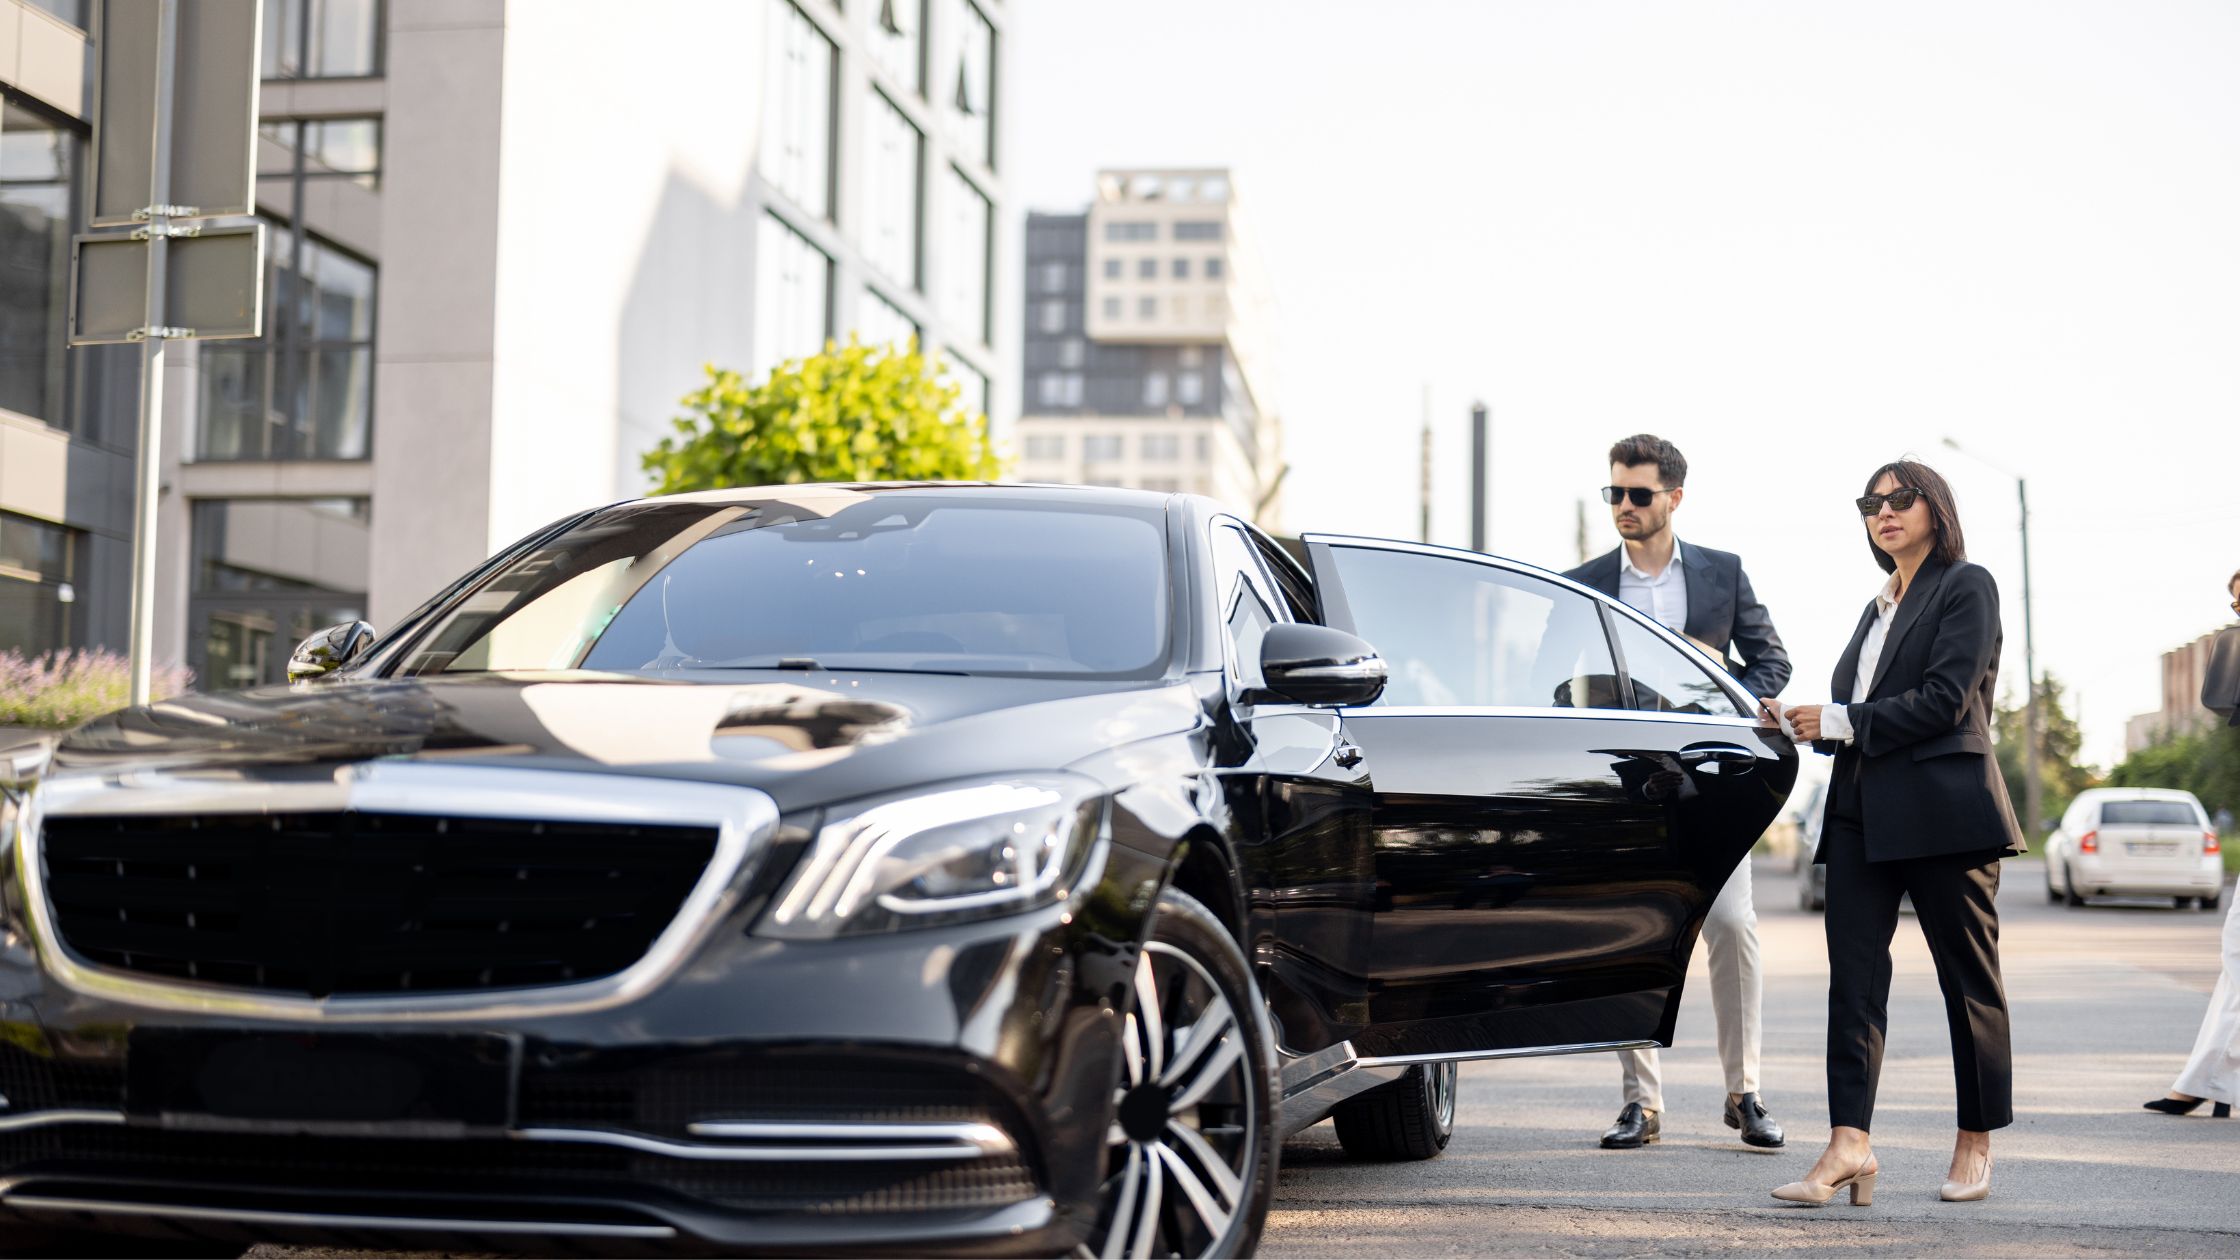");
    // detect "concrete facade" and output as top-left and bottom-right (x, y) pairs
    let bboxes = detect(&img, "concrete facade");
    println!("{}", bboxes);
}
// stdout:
(0, 0), (1012, 689)
(2124, 625), (2233, 753)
